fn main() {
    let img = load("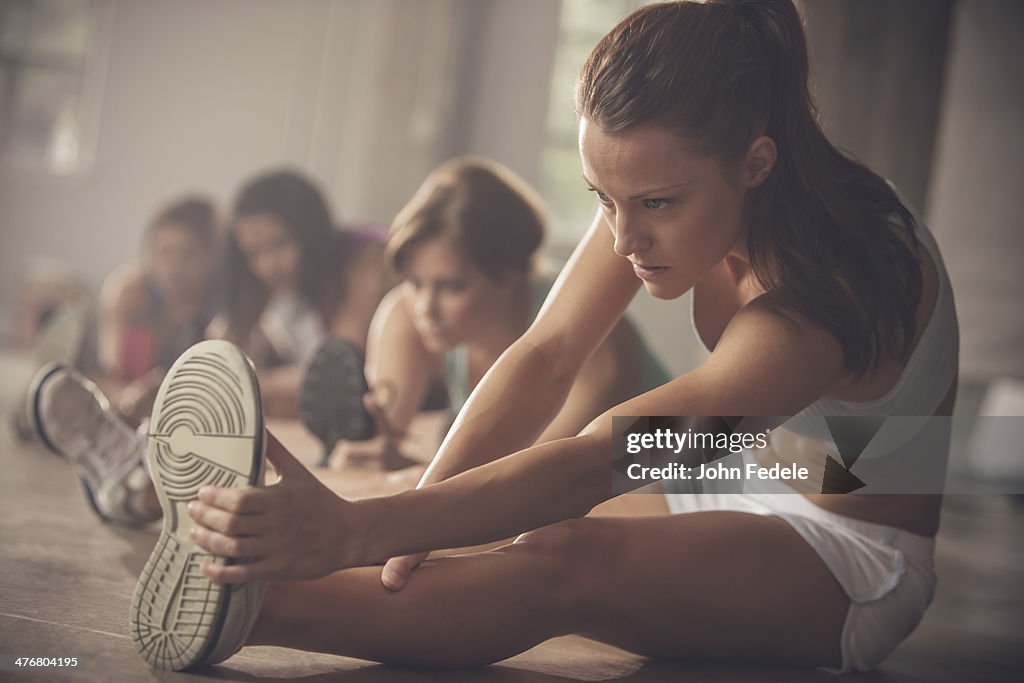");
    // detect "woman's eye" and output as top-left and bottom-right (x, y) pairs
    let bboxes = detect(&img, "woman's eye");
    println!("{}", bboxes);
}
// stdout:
(588, 187), (613, 205)
(643, 198), (671, 210)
